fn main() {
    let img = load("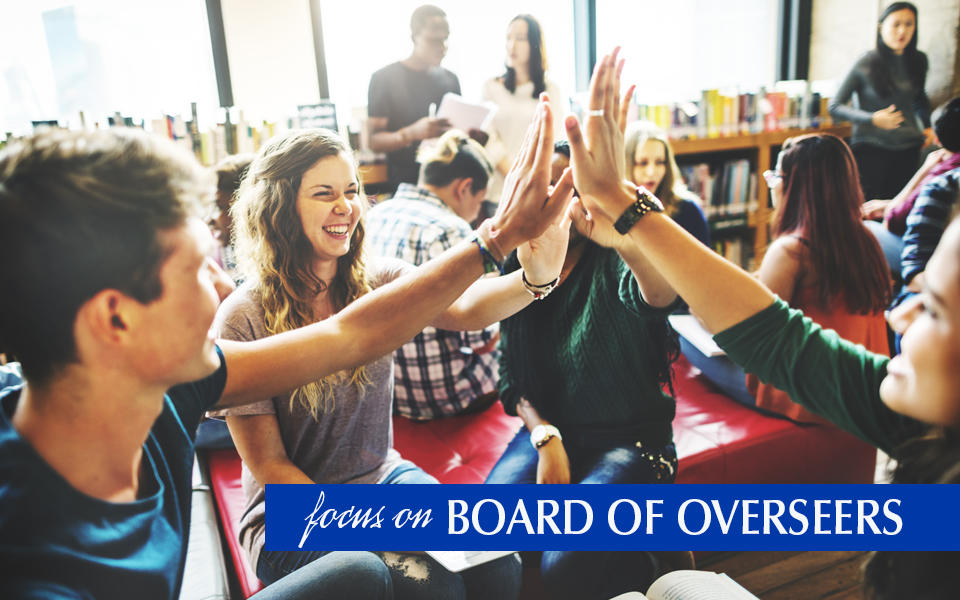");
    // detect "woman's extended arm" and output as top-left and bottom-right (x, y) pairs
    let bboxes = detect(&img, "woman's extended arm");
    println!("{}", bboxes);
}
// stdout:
(216, 98), (568, 409)
(227, 413), (315, 486)
(431, 181), (574, 330)
(566, 49), (774, 333)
